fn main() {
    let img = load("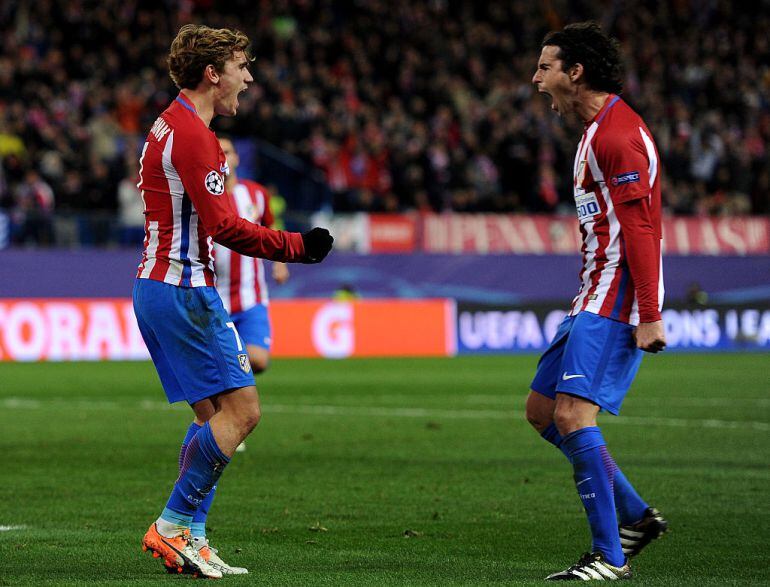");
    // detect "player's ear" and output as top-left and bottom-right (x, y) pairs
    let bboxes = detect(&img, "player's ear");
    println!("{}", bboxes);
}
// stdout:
(204, 64), (220, 85)
(569, 63), (584, 83)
